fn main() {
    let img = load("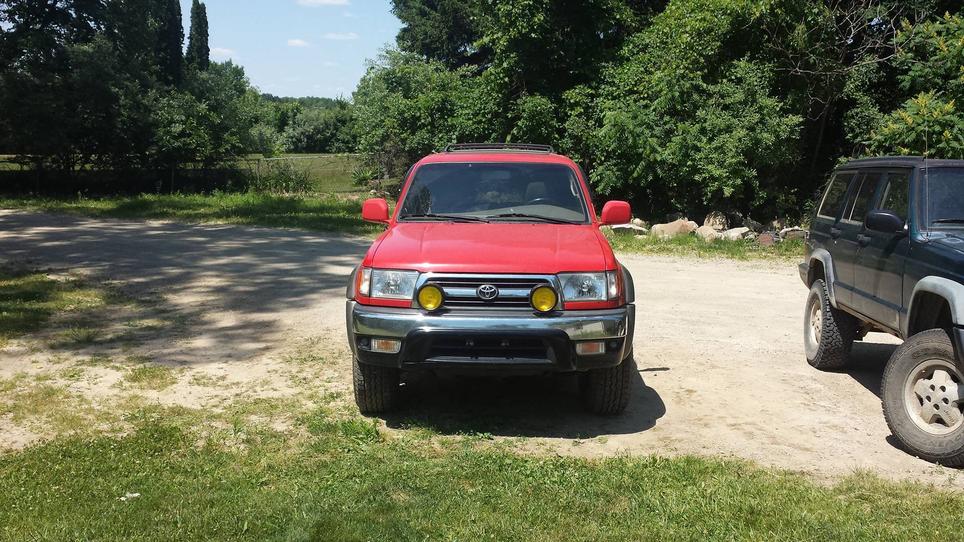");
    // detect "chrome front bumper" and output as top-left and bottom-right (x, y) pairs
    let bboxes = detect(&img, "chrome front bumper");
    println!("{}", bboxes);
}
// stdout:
(346, 301), (635, 372)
